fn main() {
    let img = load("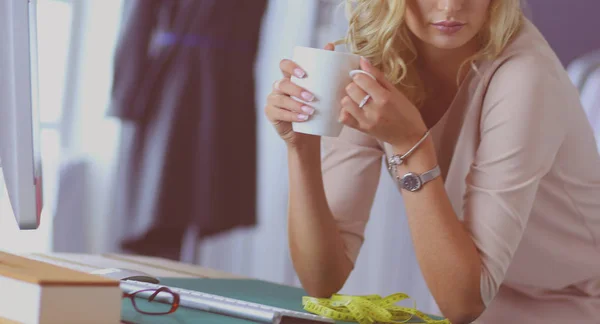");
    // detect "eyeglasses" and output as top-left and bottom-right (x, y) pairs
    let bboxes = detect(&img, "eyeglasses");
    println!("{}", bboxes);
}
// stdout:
(122, 286), (181, 315)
